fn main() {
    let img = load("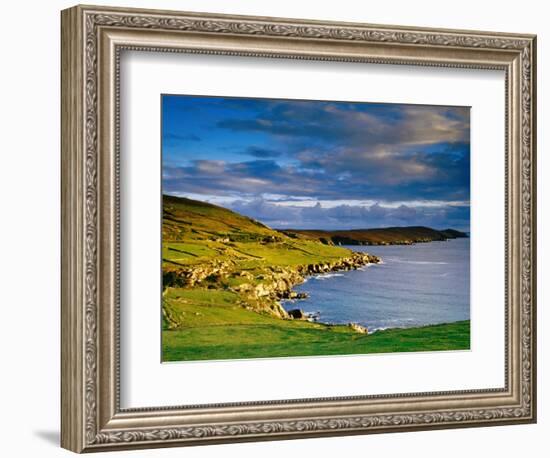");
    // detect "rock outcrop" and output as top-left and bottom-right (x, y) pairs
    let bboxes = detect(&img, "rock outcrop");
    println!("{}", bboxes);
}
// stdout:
(229, 252), (380, 317)
(349, 323), (368, 334)
(163, 252), (380, 319)
(163, 259), (237, 288)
